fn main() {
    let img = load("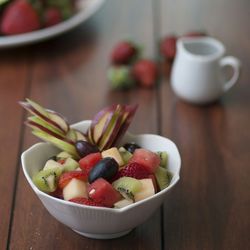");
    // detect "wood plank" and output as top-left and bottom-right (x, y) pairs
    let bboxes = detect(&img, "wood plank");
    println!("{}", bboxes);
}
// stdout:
(9, 1), (162, 249)
(0, 49), (30, 249)
(159, 0), (250, 249)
